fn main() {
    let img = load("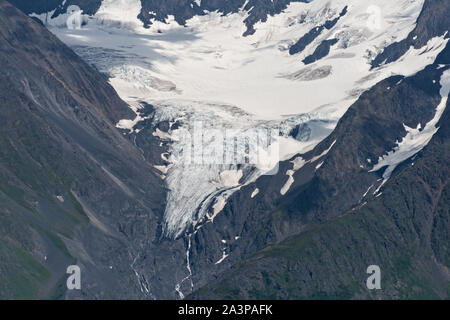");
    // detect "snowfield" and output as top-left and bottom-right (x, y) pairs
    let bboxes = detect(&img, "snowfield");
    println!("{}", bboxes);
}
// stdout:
(38, 0), (438, 119)
(32, 0), (448, 237)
